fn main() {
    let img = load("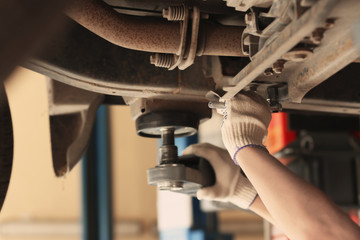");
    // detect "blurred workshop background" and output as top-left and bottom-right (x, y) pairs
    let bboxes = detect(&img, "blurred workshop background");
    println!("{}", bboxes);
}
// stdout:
(0, 68), (263, 240)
